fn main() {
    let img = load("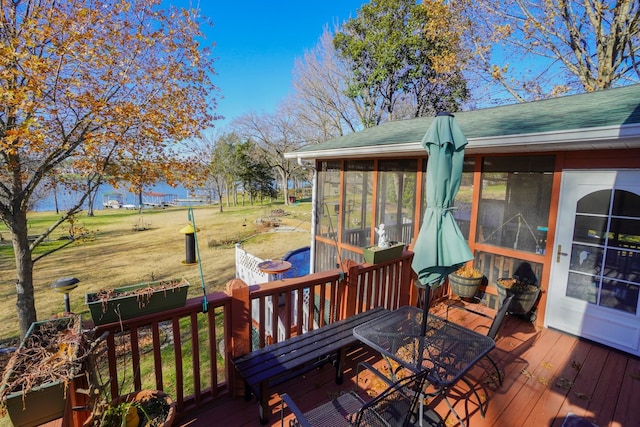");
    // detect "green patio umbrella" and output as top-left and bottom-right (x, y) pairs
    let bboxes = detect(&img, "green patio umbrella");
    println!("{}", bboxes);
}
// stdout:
(411, 112), (473, 333)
